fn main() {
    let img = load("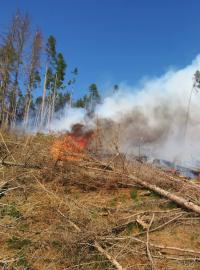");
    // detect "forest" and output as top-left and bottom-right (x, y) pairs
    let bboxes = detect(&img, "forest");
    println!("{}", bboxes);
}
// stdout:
(0, 10), (102, 129)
